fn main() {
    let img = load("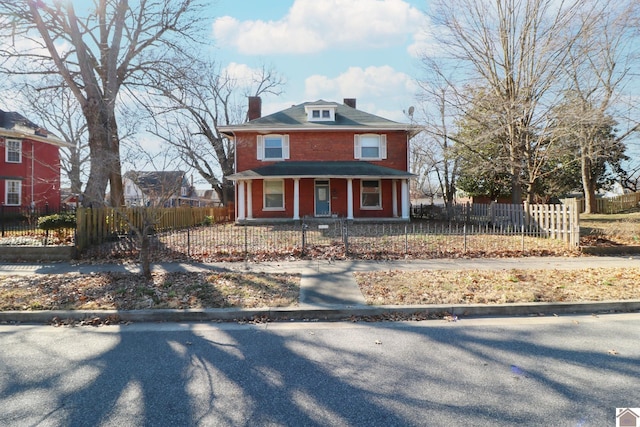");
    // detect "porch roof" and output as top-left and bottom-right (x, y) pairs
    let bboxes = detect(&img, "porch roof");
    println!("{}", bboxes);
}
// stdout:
(228, 161), (414, 181)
